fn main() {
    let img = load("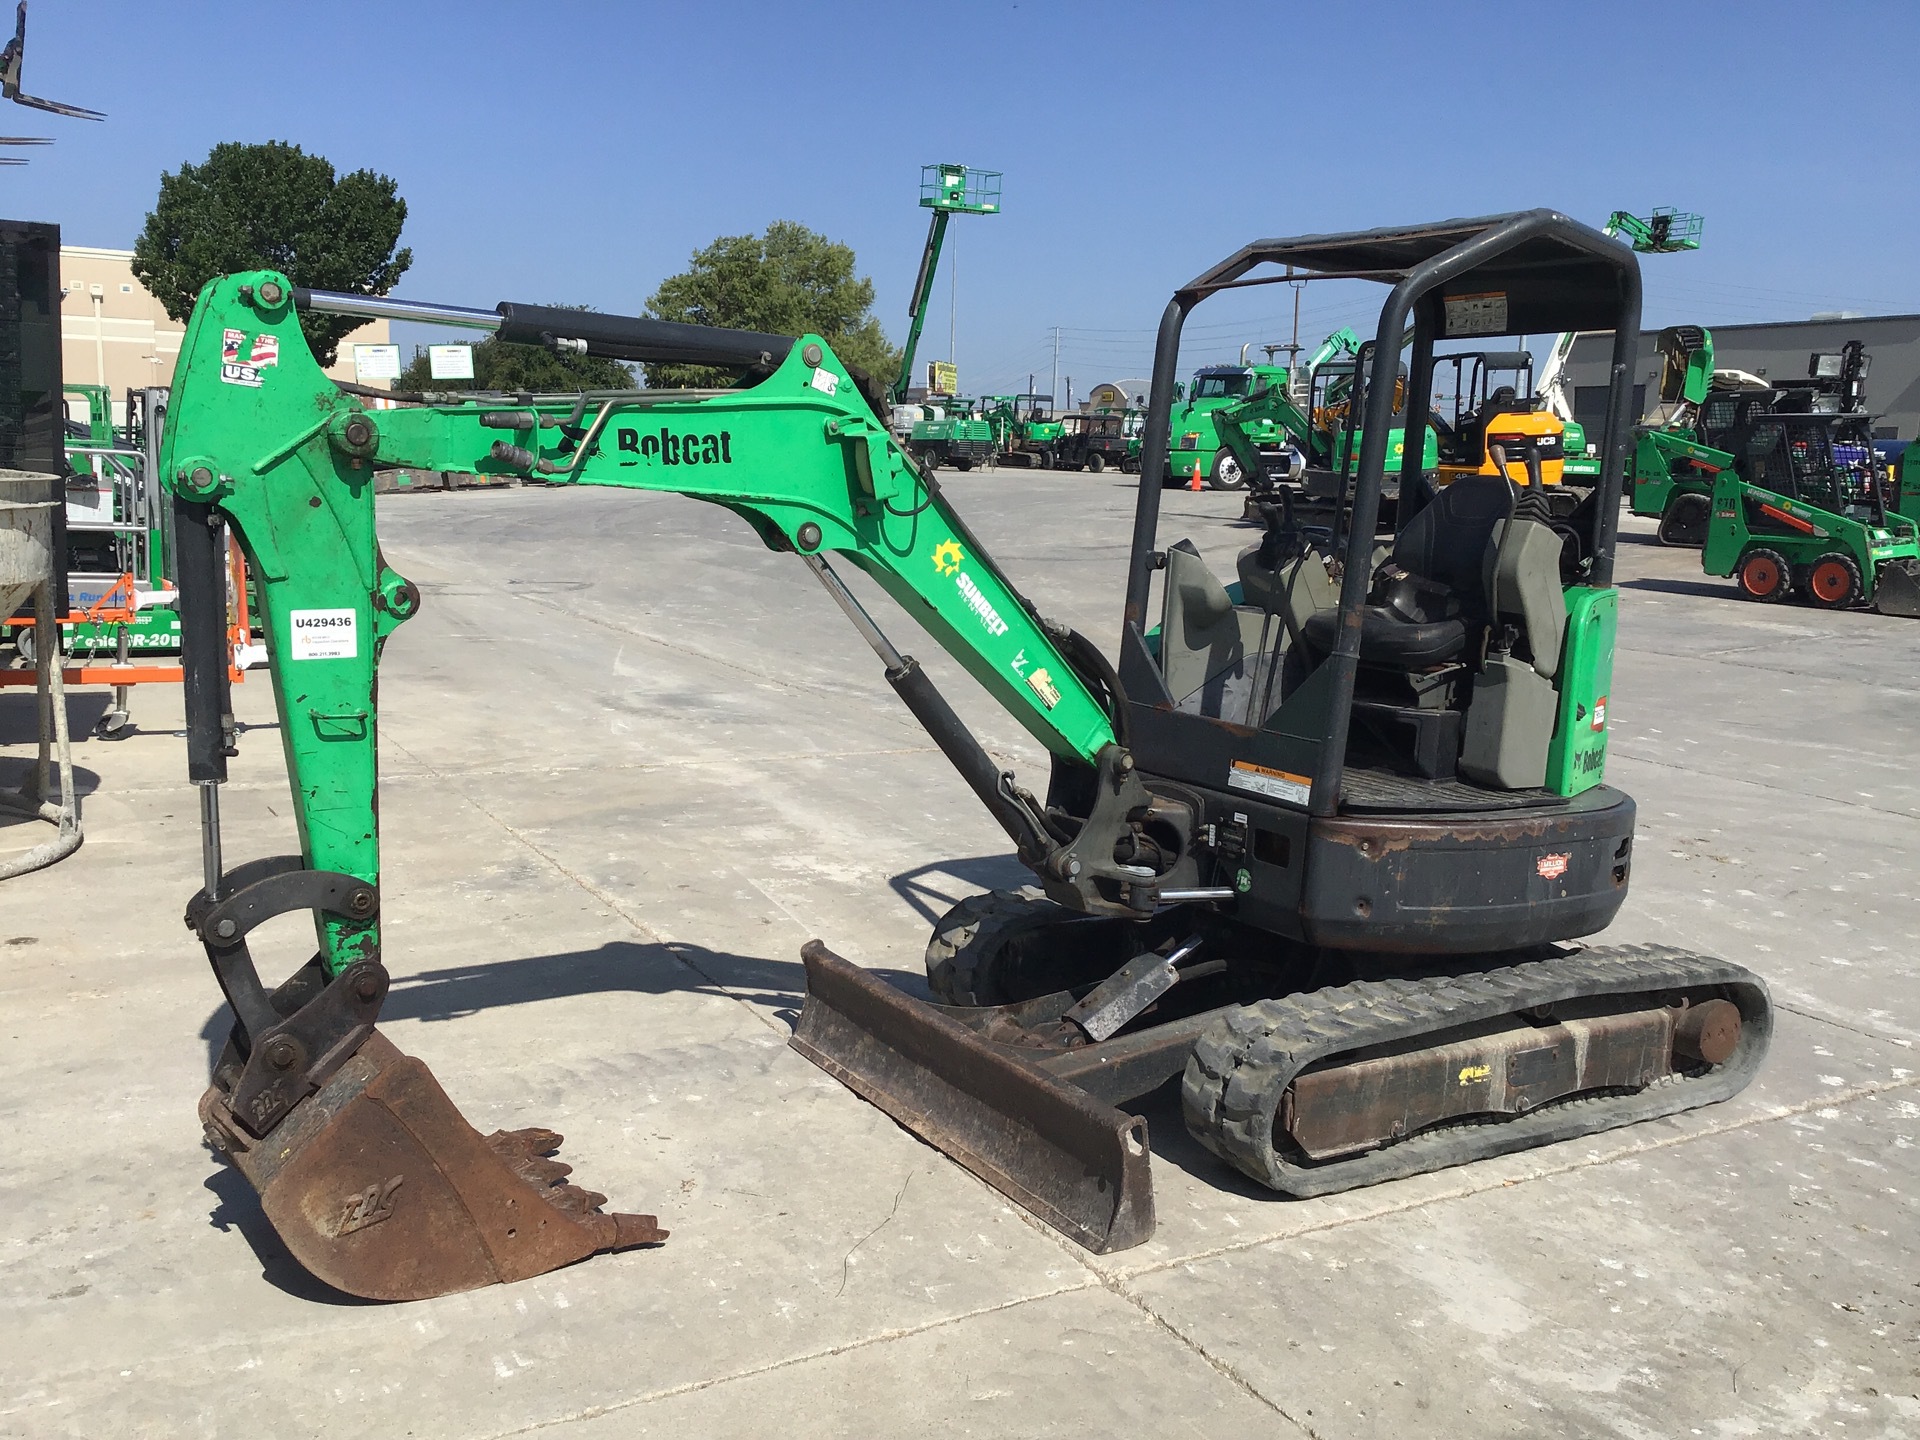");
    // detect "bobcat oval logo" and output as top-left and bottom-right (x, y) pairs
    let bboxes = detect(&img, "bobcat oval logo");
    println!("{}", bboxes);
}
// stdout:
(1536, 853), (1571, 880)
